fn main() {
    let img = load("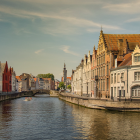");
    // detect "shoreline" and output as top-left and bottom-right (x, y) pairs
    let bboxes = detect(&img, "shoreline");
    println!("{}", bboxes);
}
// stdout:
(59, 92), (140, 112)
